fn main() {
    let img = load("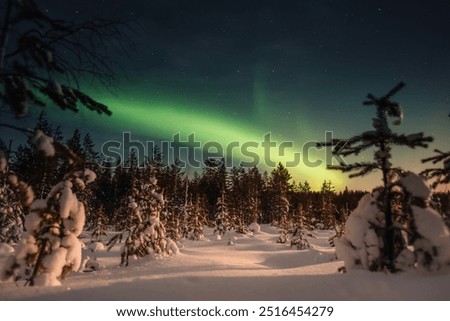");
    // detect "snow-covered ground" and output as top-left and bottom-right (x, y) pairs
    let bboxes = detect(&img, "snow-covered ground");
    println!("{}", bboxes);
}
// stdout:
(0, 225), (449, 300)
